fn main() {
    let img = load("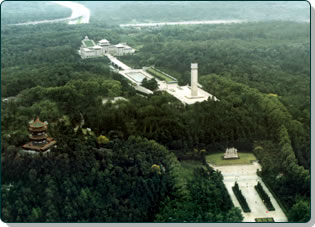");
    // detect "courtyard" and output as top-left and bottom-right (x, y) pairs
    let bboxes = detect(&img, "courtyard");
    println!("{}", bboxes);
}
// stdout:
(210, 162), (288, 222)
